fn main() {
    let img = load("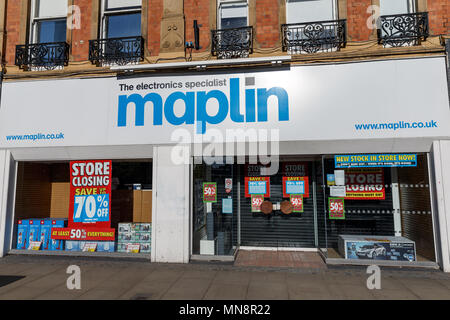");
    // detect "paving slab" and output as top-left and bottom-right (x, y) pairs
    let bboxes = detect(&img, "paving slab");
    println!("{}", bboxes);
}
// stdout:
(203, 283), (248, 300)
(246, 281), (289, 300)
(161, 277), (213, 300)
